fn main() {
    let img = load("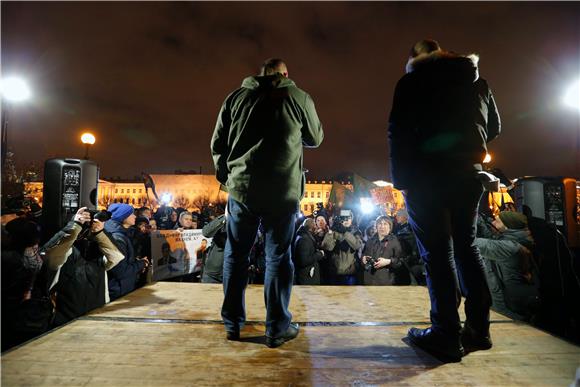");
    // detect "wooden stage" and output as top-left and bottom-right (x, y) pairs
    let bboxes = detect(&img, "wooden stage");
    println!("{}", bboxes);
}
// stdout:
(2, 283), (579, 386)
